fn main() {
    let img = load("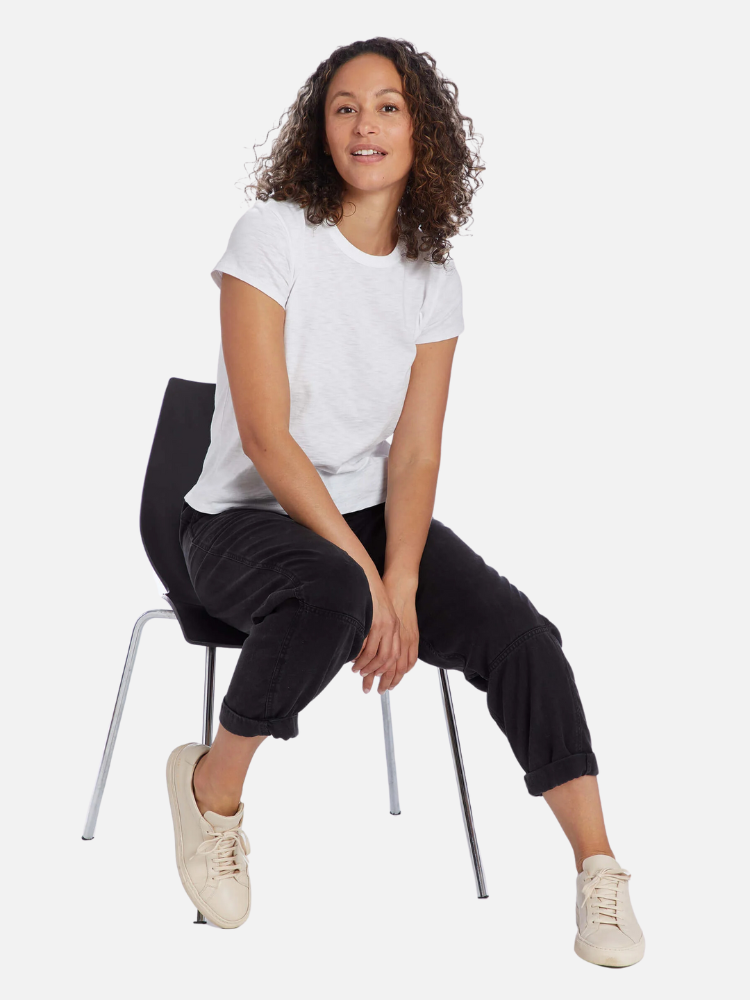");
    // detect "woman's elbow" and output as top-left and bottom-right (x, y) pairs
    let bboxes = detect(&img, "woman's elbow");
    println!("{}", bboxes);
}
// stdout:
(241, 425), (291, 462)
